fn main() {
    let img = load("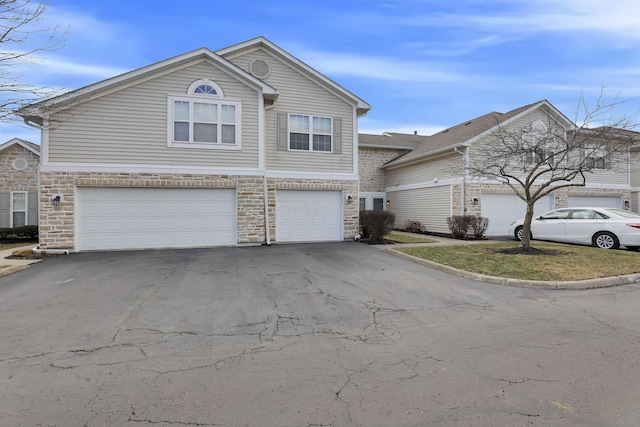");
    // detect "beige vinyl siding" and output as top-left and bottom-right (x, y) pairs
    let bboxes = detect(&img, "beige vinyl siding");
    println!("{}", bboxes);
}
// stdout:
(227, 49), (355, 174)
(387, 185), (451, 234)
(470, 109), (629, 185)
(386, 153), (460, 189)
(48, 60), (260, 168)
(630, 151), (640, 187)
